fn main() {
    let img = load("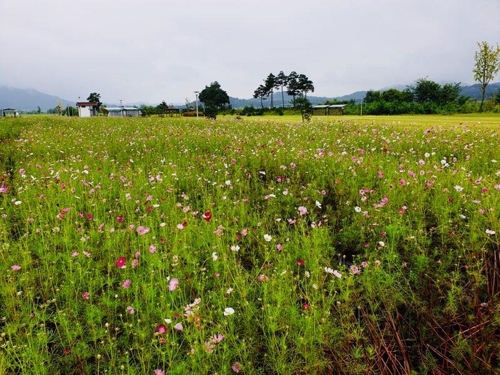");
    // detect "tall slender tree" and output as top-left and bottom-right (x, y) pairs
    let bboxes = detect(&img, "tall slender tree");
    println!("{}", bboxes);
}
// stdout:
(264, 73), (277, 108)
(298, 74), (315, 98)
(473, 41), (500, 111)
(253, 85), (267, 108)
(275, 71), (288, 108)
(286, 71), (301, 107)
